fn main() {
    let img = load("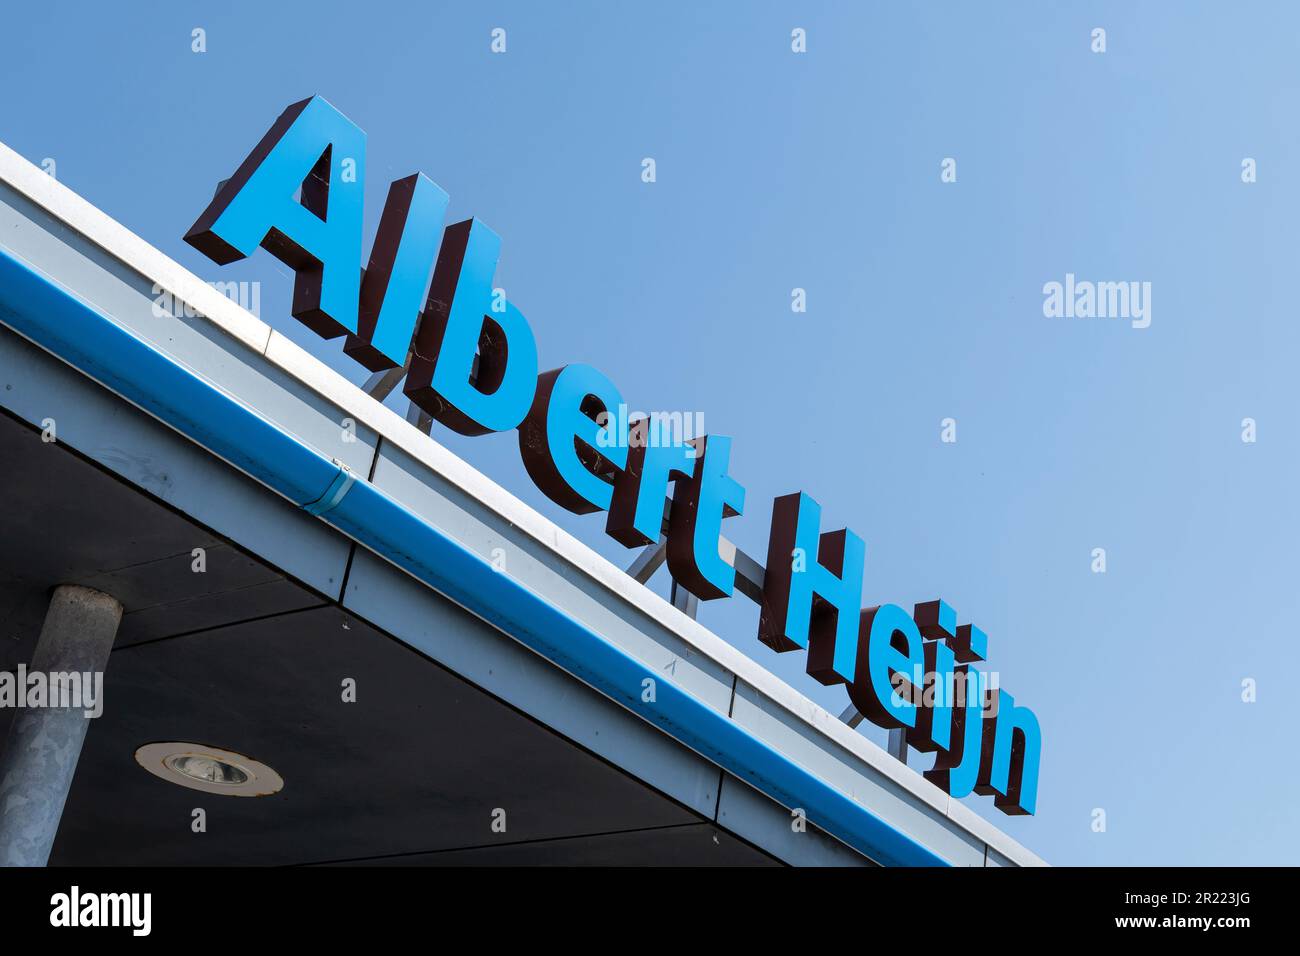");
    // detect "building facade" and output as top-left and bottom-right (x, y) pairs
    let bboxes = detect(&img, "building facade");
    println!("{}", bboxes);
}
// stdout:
(0, 141), (1042, 867)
